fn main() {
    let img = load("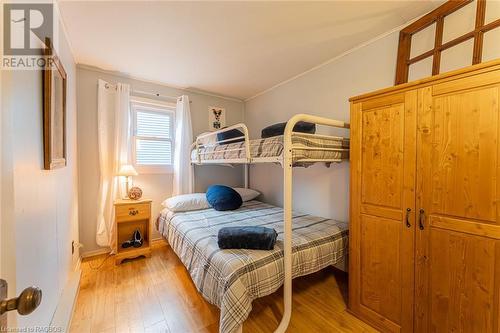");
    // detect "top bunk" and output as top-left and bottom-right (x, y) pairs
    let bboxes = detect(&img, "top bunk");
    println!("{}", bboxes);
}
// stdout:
(191, 114), (350, 167)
